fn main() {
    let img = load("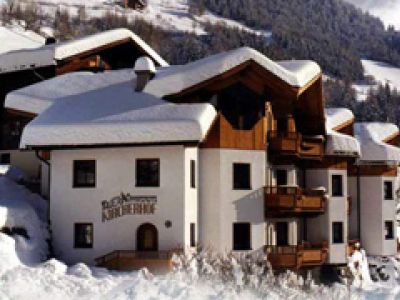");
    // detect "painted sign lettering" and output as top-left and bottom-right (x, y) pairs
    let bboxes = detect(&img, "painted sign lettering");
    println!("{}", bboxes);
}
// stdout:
(102, 193), (157, 222)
